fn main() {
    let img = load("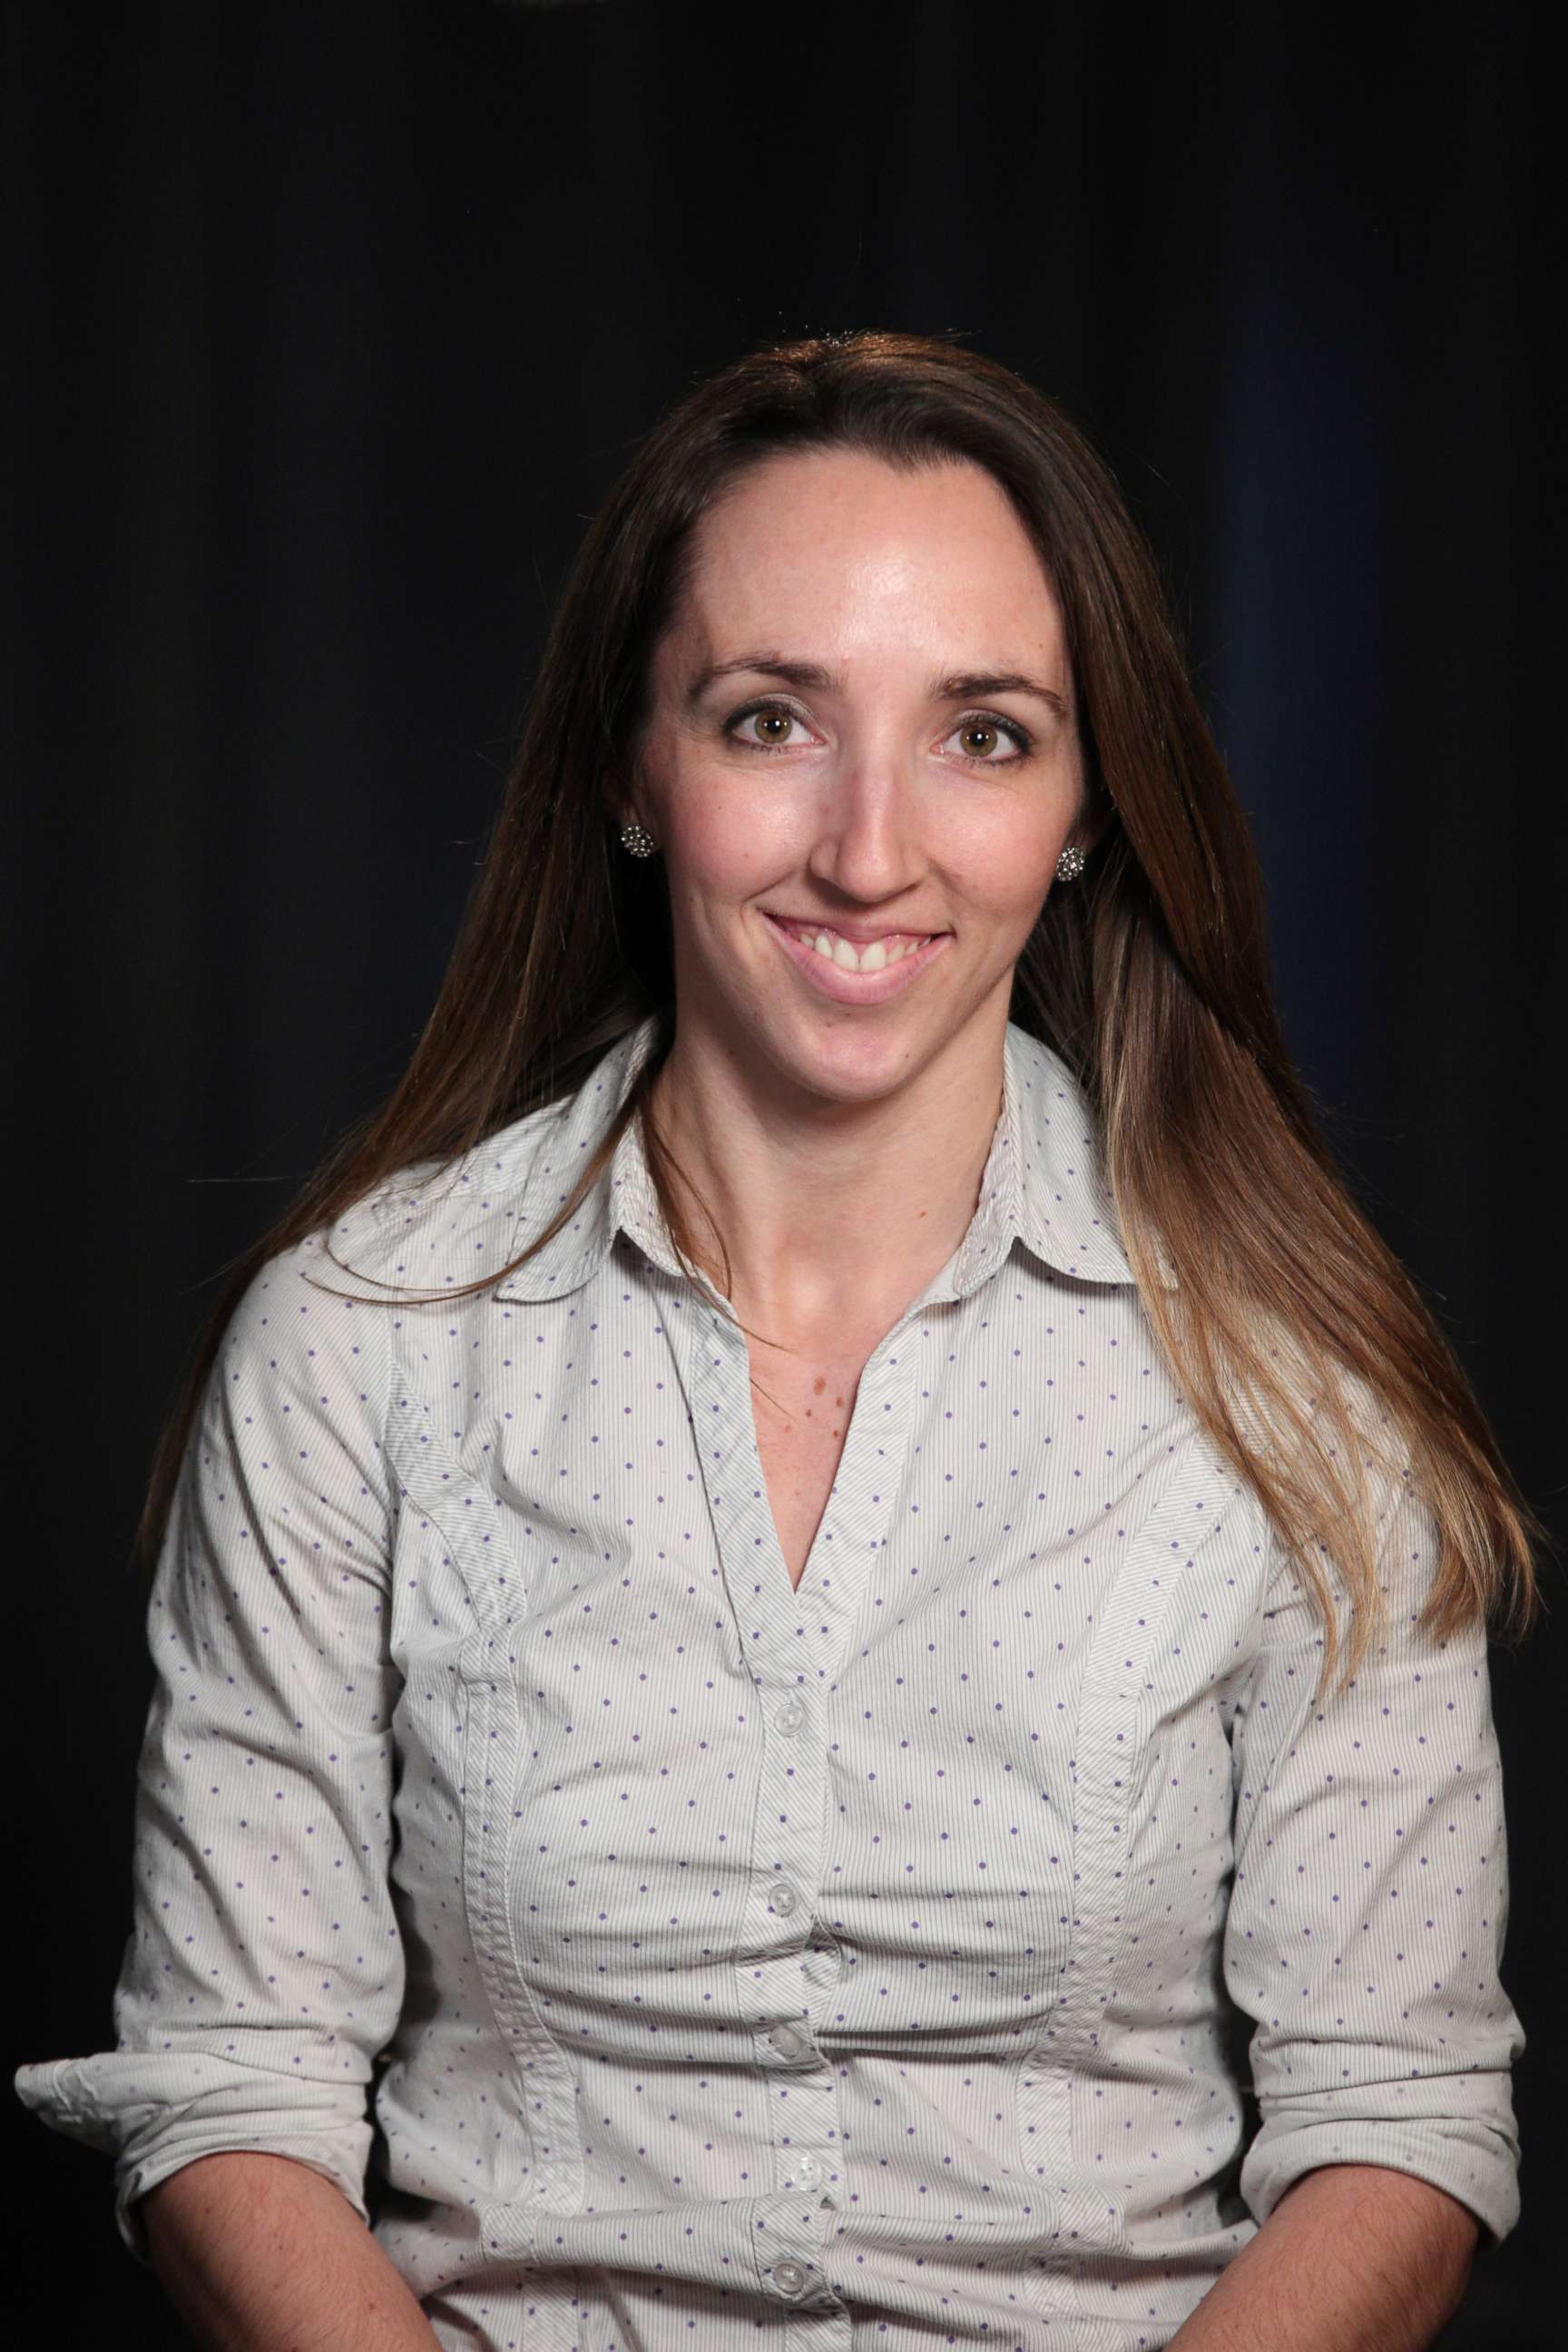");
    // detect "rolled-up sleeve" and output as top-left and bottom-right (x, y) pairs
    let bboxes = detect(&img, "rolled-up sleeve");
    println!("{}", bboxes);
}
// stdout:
(14, 1233), (404, 2267)
(1223, 1448), (1524, 2248)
